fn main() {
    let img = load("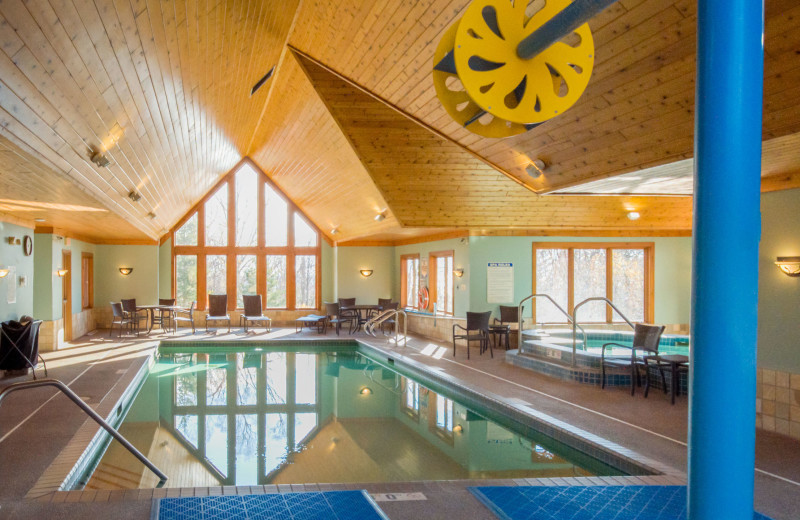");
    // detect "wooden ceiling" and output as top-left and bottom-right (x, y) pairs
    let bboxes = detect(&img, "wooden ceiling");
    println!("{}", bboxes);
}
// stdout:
(0, 0), (798, 243)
